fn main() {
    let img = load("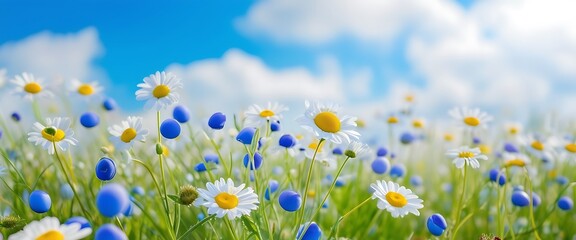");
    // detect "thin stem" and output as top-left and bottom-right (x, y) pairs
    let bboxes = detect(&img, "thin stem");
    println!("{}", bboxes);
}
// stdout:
(224, 217), (239, 240)
(451, 164), (468, 240)
(178, 214), (215, 240)
(327, 196), (372, 240)
(156, 111), (175, 239)
(524, 167), (541, 240)
(52, 144), (91, 219)
(296, 138), (325, 232)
